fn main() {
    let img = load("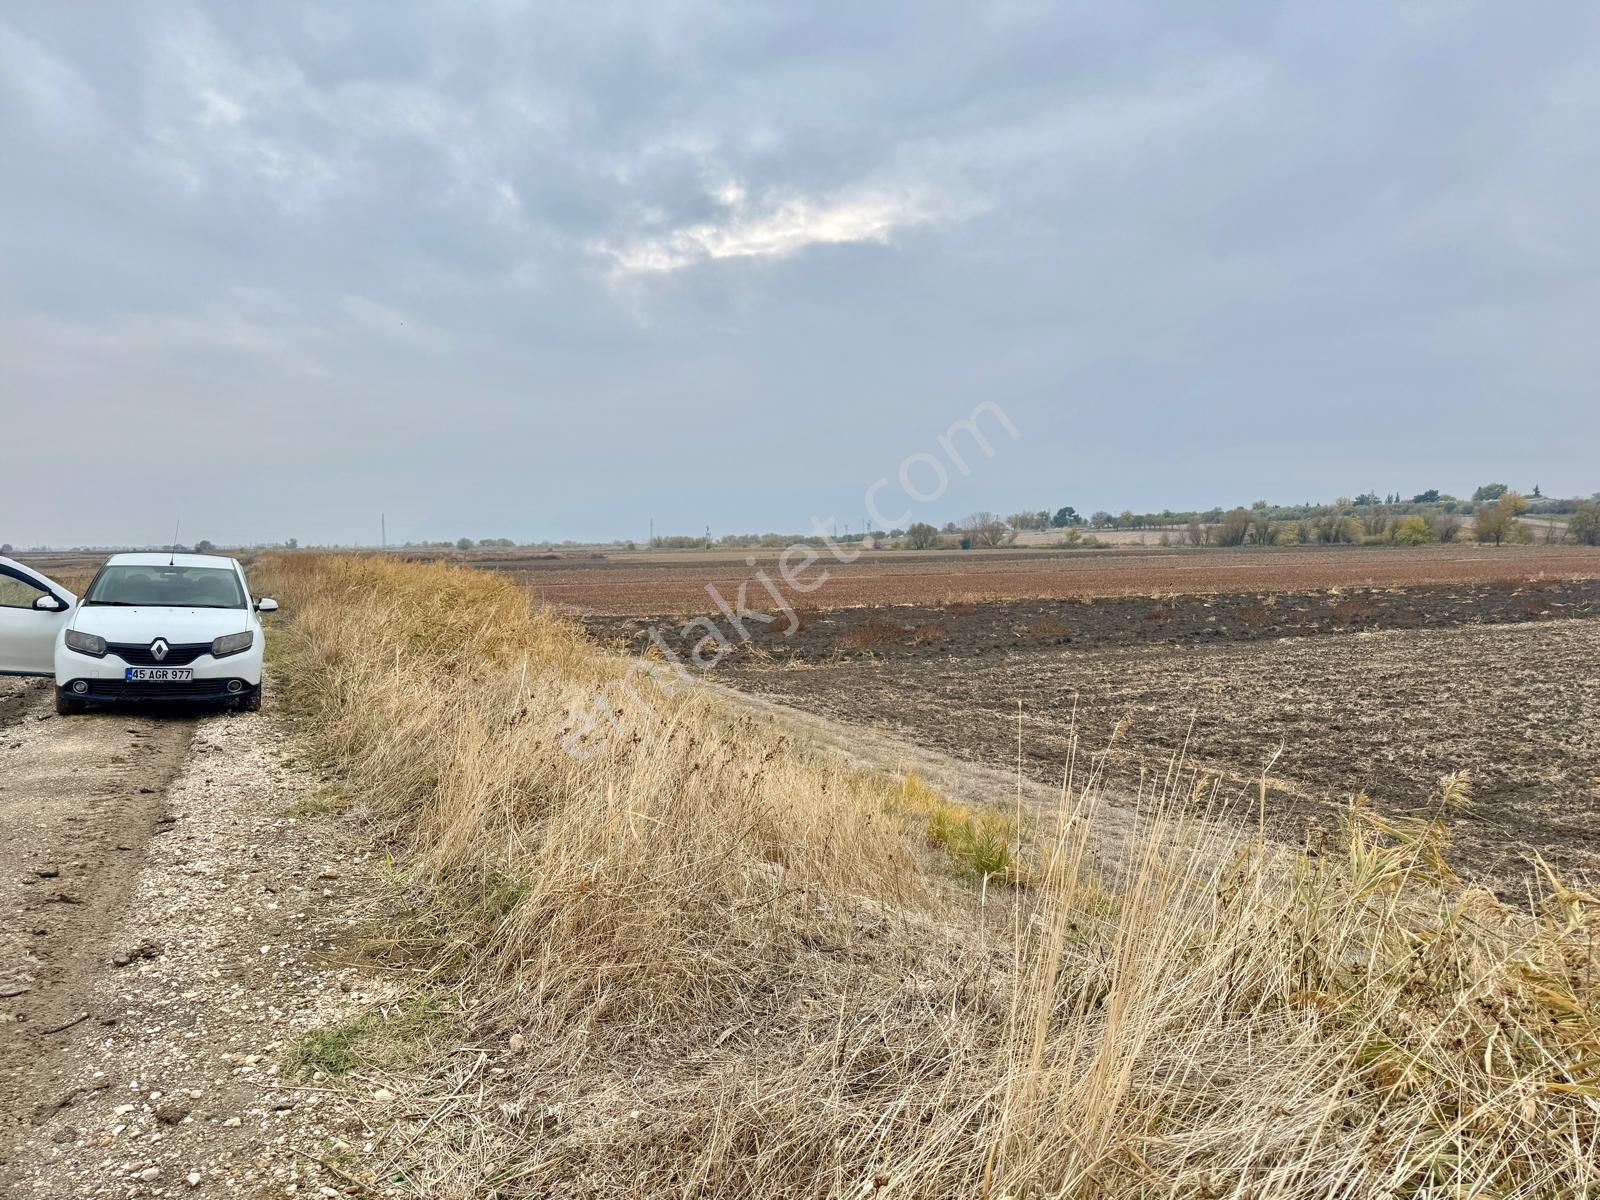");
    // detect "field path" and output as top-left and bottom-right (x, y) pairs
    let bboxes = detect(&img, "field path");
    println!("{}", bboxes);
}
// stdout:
(0, 679), (195, 1131)
(0, 681), (395, 1197)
